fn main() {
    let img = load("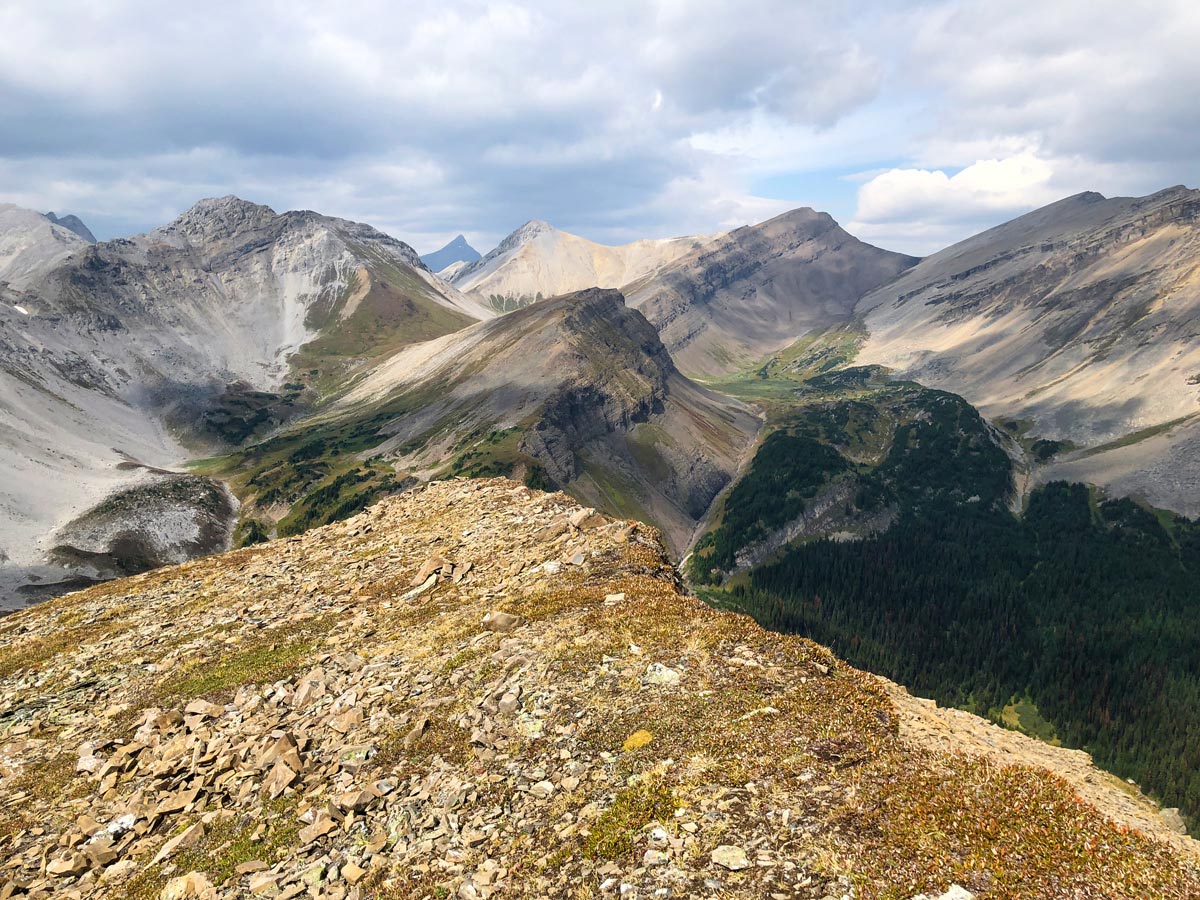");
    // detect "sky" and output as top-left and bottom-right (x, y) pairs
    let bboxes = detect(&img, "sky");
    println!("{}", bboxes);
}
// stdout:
(1, 0), (1198, 256)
